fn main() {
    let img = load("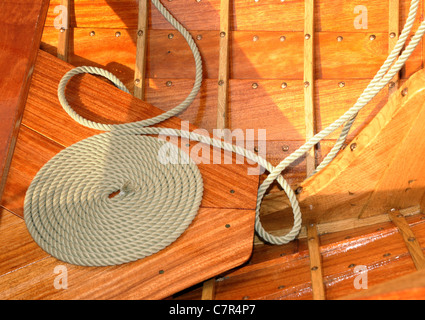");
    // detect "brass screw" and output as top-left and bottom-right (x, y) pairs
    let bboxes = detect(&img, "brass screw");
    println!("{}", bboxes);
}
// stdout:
(138, 29), (143, 37)
(402, 88), (408, 96)
(295, 187), (303, 194)
(252, 83), (258, 89)
(60, 27), (66, 33)
(220, 31), (226, 38)
(168, 33), (174, 39)
(338, 81), (345, 88)
(350, 143), (357, 151)
(389, 81), (396, 88)
(230, 189), (235, 194)
(218, 80), (224, 86)
(280, 36), (286, 42)
(281, 82), (288, 89)
(348, 263), (356, 268)
(115, 31), (121, 37)
(254, 146), (259, 153)
(196, 34), (202, 40)
(369, 34), (376, 41)
(166, 81), (172, 87)
(389, 32), (396, 39)
(337, 36), (343, 42)
(304, 81), (310, 88)
(311, 266), (318, 271)
(305, 34), (311, 40)
(134, 78), (140, 85)
(253, 35), (259, 42)
(282, 145), (289, 152)
(89, 31), (95, 36)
